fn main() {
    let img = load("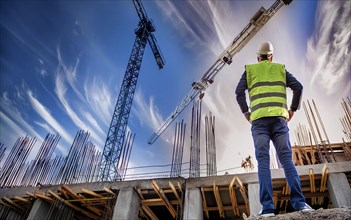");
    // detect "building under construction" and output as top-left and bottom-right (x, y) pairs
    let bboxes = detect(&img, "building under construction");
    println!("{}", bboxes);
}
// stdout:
(1, 0), (351, 219)
(0, 97), (350, 220)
